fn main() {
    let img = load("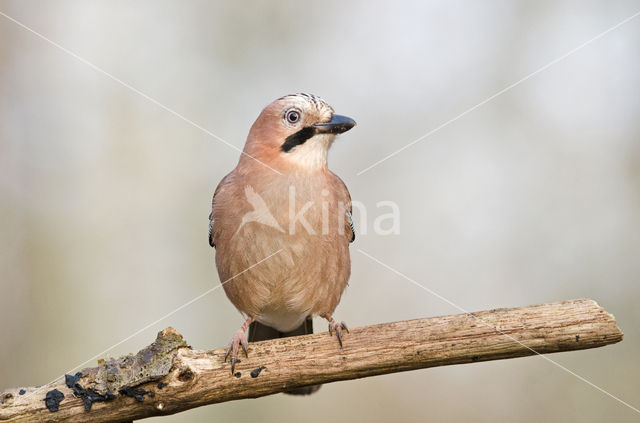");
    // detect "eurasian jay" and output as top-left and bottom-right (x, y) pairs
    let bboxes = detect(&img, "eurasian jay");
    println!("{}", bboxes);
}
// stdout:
(209, 93), (355, 393)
